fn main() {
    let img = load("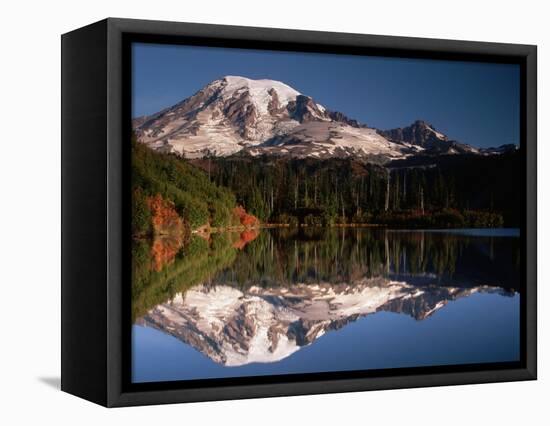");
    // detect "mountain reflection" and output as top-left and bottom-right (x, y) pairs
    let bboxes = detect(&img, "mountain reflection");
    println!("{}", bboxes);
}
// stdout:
(132, 228), (520, 366)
